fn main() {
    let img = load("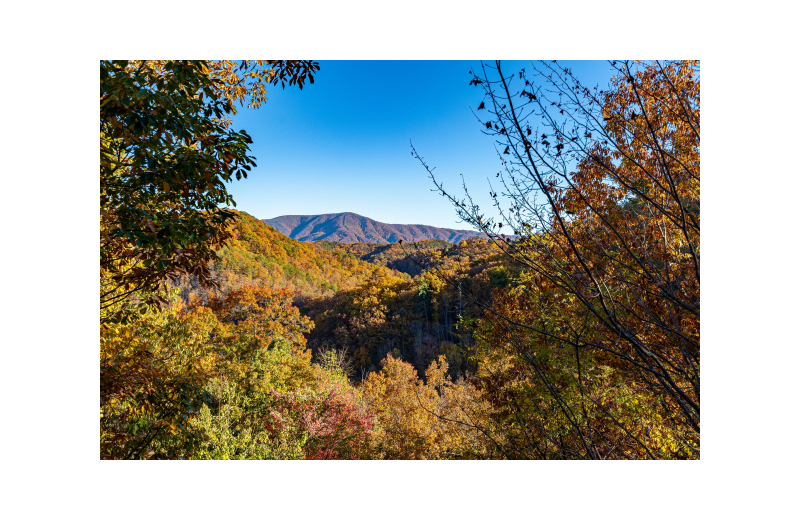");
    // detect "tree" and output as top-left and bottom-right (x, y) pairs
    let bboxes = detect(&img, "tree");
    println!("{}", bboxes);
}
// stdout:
(100, 60), (319, 324)
(102, 284), (321, 459)
(414, 60), (699, 459)
(362, 354), (489, 459)
(100, 290), (221, 459)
